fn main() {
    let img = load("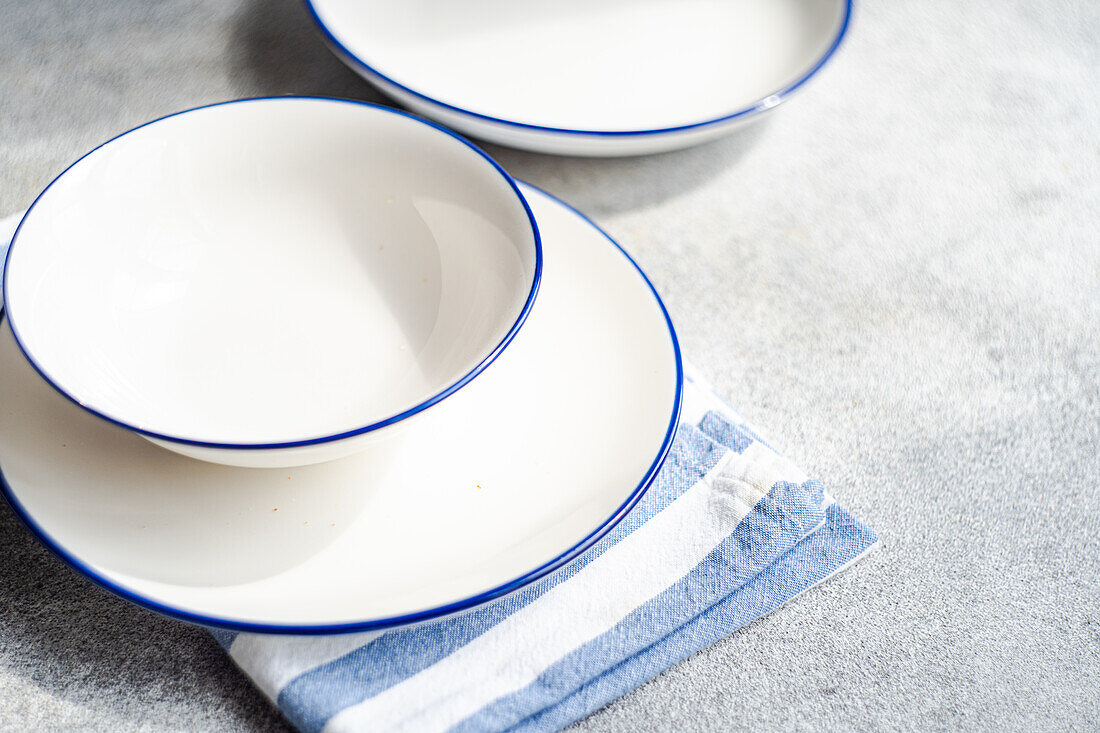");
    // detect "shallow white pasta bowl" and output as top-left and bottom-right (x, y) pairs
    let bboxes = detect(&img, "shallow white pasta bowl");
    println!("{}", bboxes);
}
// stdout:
(1, 97), (542, 468)
(306, 0), (853, 156)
